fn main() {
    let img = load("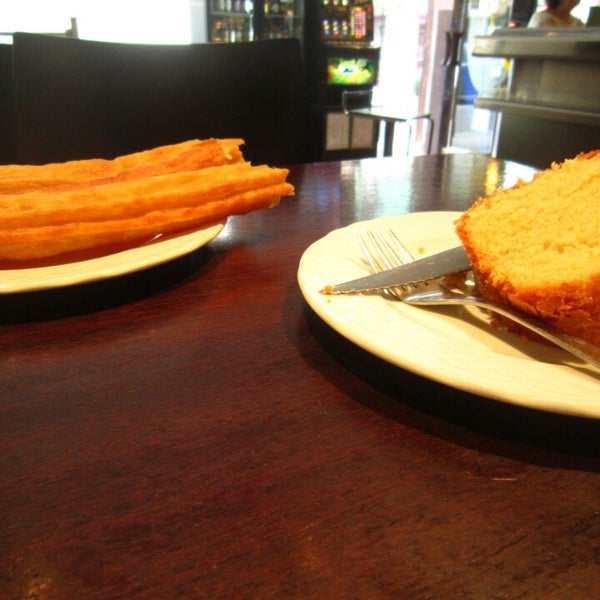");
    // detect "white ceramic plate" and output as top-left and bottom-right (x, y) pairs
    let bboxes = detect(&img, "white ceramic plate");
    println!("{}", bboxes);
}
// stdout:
(298, 212), (600, 418)
(0, 222), (225, 293)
